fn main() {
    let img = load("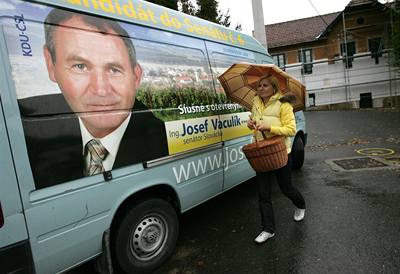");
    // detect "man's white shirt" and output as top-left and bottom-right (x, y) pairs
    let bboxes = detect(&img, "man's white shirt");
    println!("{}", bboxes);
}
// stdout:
(79, 114), (131, 172)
